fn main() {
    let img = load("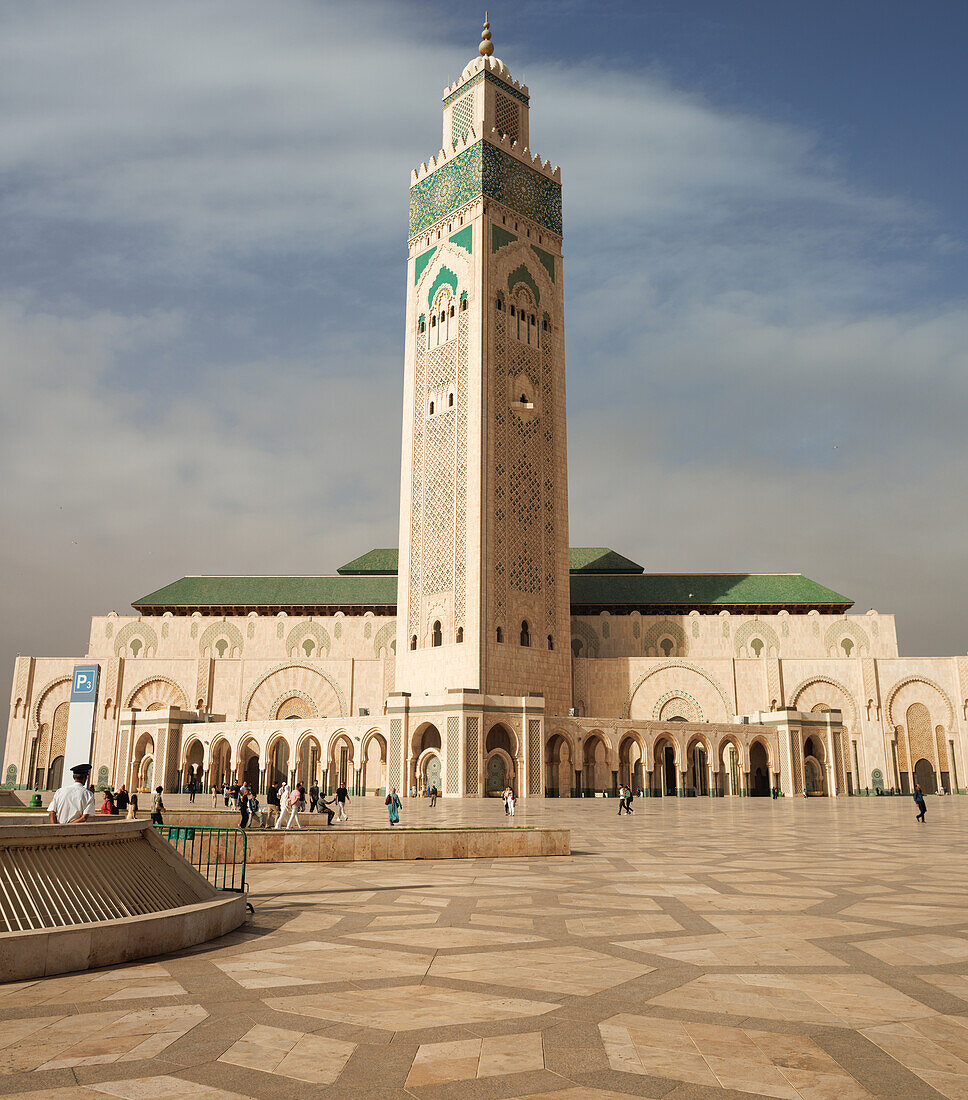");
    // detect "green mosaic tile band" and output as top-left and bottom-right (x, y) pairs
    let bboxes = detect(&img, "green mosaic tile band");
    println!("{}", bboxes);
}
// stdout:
(410, 140), (562, 239)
